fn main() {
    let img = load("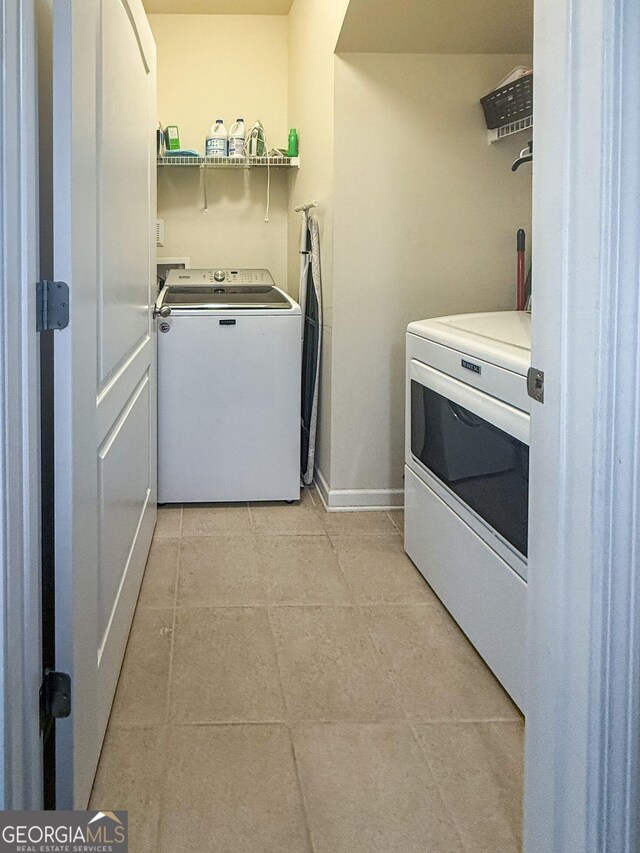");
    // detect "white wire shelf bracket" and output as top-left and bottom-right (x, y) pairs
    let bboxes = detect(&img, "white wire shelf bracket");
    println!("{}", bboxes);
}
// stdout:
(487, 115), (533, 144)
(157, 155), (300, 168)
